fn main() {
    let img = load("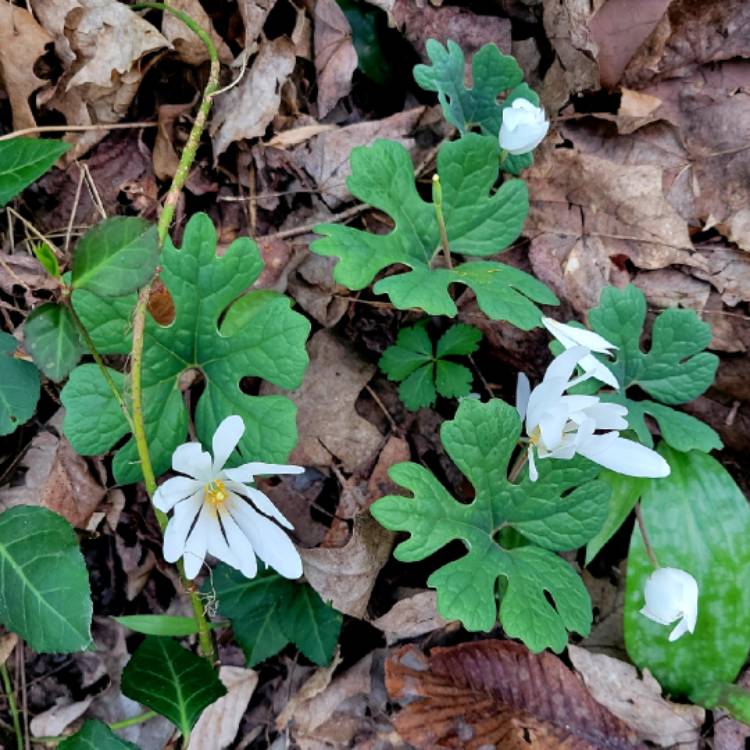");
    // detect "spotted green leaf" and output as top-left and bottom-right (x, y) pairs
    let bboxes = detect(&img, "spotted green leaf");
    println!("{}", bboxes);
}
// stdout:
(370, 398), (609, 652)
